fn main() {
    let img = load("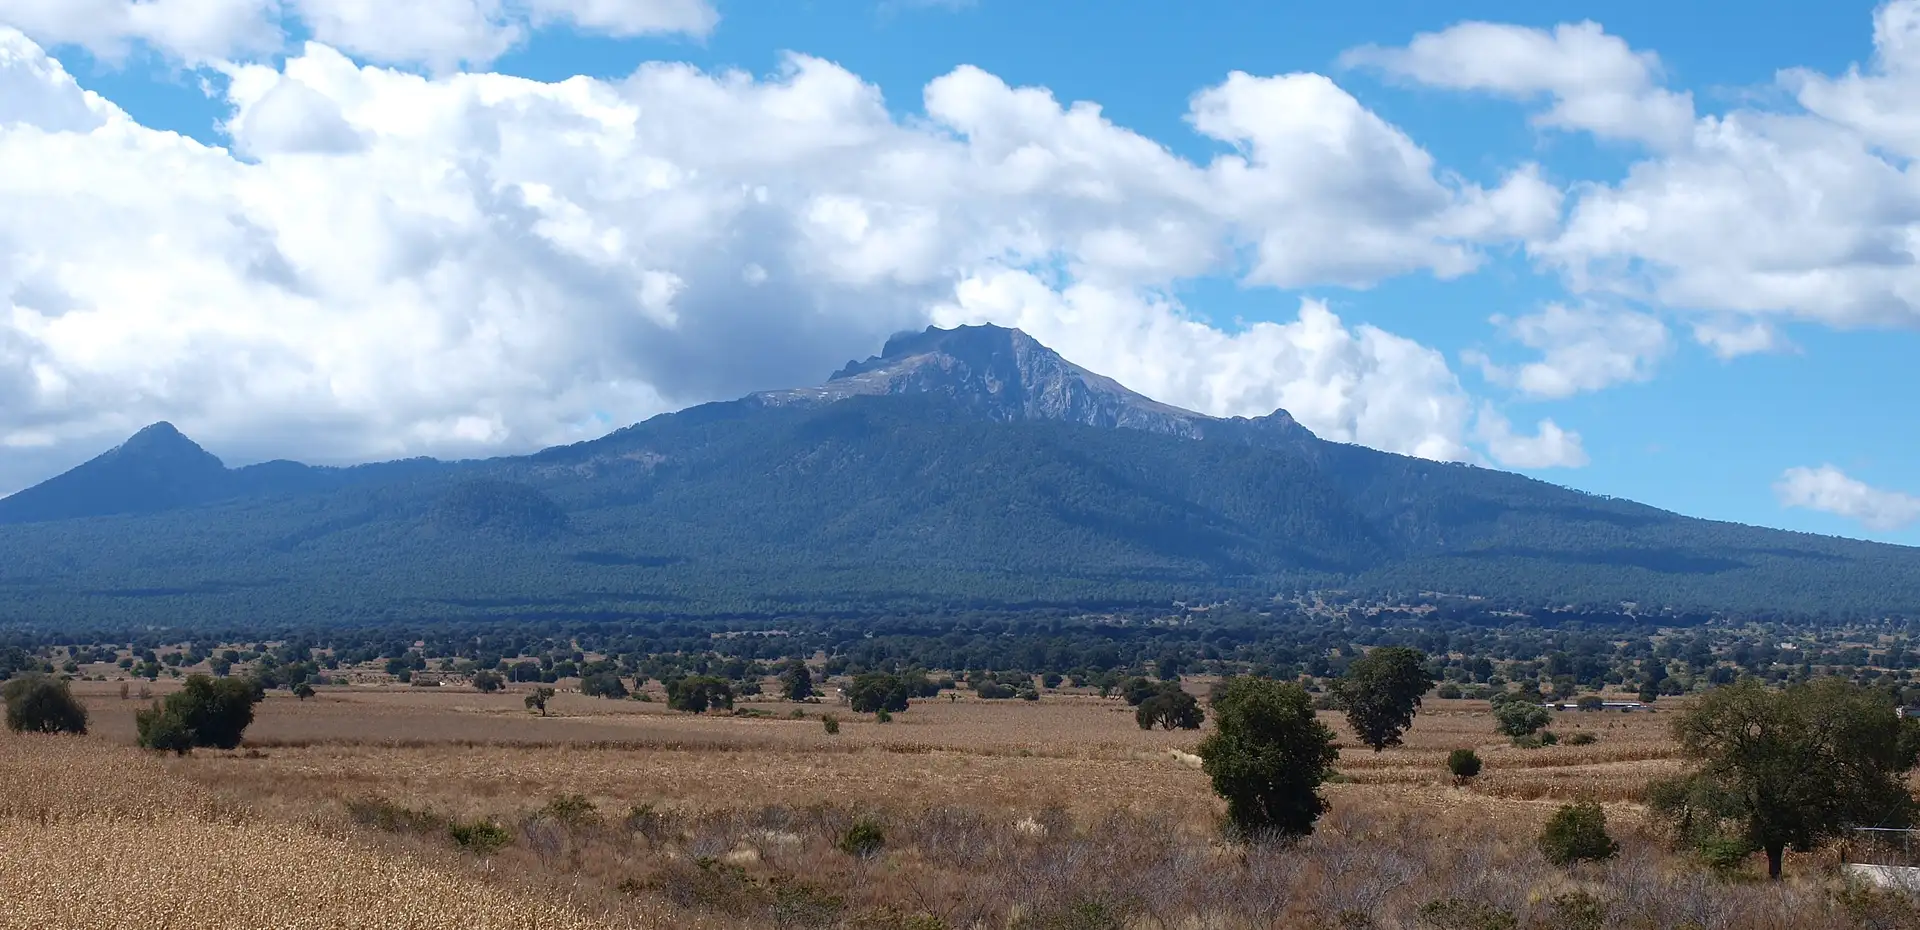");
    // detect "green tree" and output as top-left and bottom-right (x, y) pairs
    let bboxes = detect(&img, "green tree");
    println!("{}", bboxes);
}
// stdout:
(135, 674), (263, 753)
(293, 682), (315, 701)
(1135, 688), (1204, 730)
(471, 670), (504, 693)
(782, 661), (814, 701)
(580, 673), (628, 699)
(1197, 677), (1339, 838)
(1121, 677), (1162, 707)
(1335, 646), (1436, 752)
(1494, 701), (1552, 739)
(1662, 677), (1920, 879)
(3, 674), (89, 735)
(666, 676), (733, 713)
(847, 673), (911, 714)
(524, 686), (556, 716)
